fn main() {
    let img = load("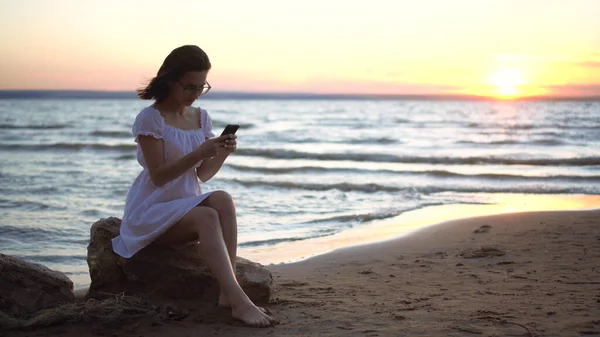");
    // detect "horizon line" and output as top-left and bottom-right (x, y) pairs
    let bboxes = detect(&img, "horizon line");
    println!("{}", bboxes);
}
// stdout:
(0, 89), (599, 102)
